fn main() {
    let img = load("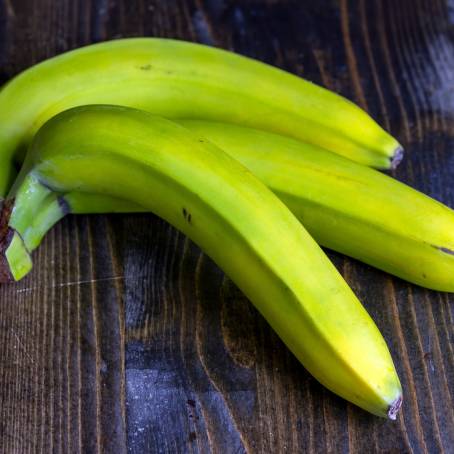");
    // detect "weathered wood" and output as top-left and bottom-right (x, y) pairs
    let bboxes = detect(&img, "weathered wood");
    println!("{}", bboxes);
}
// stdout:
(0, 0), (453, 452)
